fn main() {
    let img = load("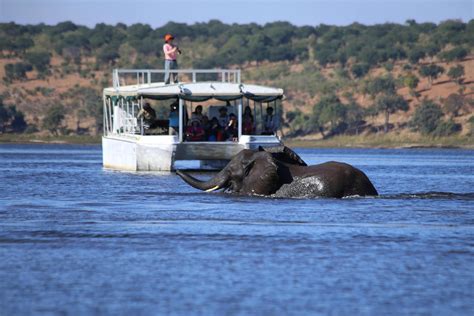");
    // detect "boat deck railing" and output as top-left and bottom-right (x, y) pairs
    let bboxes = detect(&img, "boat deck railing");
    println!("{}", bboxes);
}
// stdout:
(113, 68), (241, 89)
